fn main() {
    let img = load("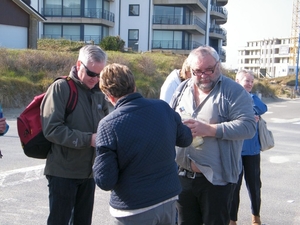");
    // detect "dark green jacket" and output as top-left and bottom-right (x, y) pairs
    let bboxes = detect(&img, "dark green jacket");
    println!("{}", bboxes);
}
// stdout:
(41, 67), (109, 179)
